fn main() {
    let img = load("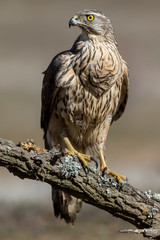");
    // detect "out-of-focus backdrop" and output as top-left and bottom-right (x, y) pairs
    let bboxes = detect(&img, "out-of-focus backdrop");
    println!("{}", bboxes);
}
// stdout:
(0, 0), (160, 239)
